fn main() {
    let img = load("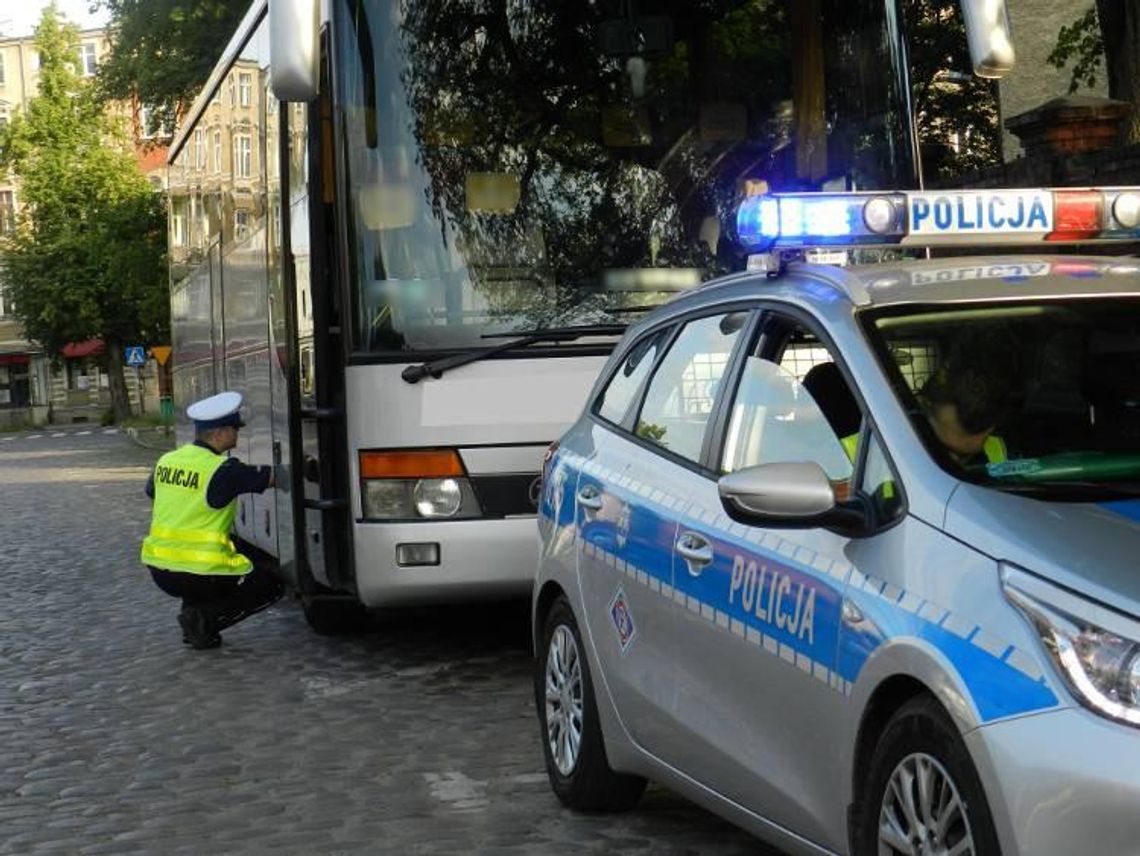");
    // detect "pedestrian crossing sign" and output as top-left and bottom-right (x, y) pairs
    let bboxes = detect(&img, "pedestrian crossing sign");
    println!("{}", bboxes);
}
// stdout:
(125, 346), (146, 367)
